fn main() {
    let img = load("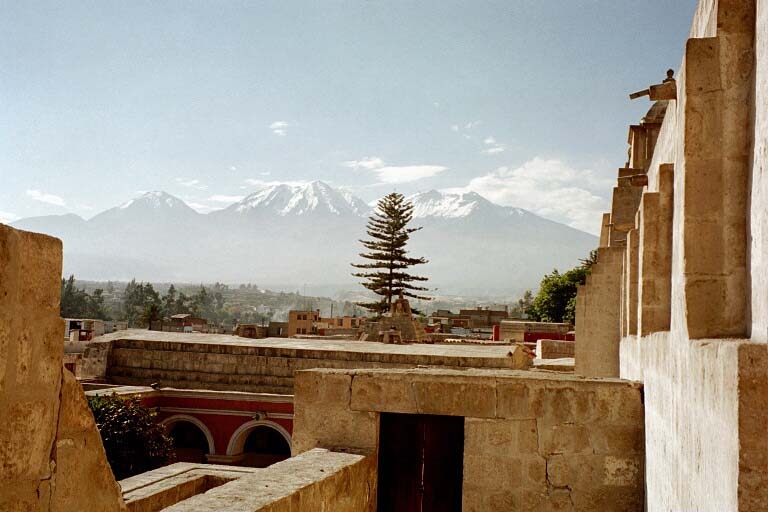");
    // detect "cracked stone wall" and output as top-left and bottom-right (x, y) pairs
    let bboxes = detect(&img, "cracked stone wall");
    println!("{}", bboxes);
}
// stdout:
(292, 368), (644, 511)
(0, 224), (125, 511)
